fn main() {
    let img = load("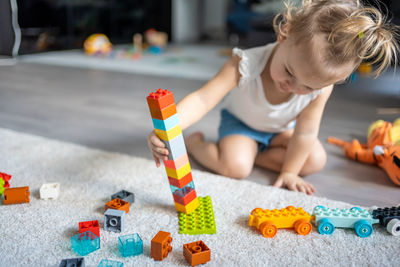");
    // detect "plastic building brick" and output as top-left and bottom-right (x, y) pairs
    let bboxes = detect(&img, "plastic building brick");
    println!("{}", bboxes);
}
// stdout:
(111, 190), (135, 204)
(147, 89), (200, 214)
(118, 233), (143, 257)
(371, 206), (400, 236)
(183, 241), (211, 266)
(79, 220), (100, 237)
(3, 186), (30, 205)
(249, 206), (312, 238)
(39, 183), (60, 200)
(0, 171), (11, 188)
(71, 230), (100, 256)
(59, 257), (85, 267)
(104, 209), (125, 233)
(312, 206), (379, 238)
(151, 231), (173, 261)
(179, 196), (216, 235)
(98, 259), (123, 267)
(105, 198), (130, 214)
